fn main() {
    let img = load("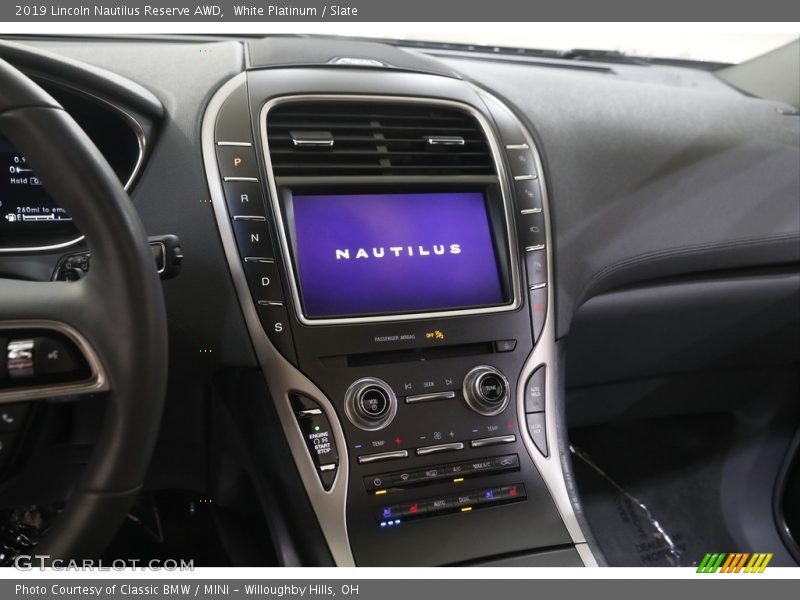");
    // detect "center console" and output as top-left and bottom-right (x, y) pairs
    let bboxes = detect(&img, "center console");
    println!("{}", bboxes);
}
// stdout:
(203, 67), (592, 566)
